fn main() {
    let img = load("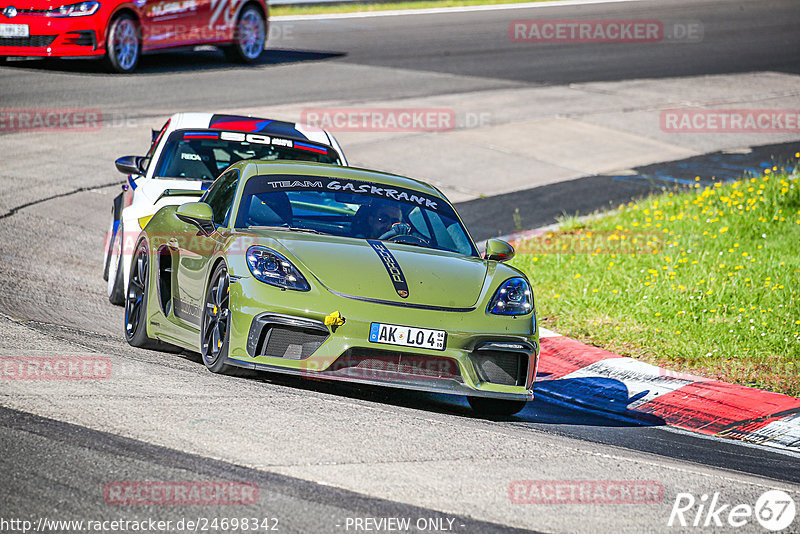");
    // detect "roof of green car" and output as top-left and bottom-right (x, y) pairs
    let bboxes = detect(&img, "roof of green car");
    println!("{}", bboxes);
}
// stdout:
(235, 160), (445, 199)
